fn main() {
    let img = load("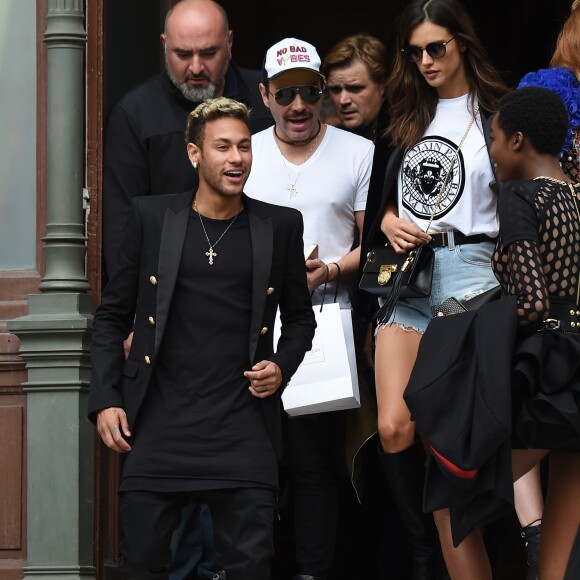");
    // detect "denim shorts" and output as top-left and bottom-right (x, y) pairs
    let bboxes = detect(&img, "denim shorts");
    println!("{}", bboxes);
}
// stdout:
(377, 241), (496, 334)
